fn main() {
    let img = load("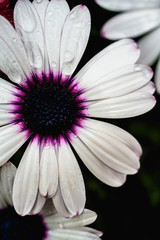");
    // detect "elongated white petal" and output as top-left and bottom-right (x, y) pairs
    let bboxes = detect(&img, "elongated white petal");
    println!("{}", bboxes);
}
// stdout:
(155, 58), (160, 94)
(58, 142), (86, 216)
(79, 227), (103, 237)
(75, 39), (140, 88)
(14, 0), (45, 73)
(95, 0), (160, 11)
(0, 162), (16, 206)
(138, 81), (155, 94)
(102, 9), (160, 40)
(33, 0), (49, 29)
(49, 228), (101, 240)
(0, 78), (16, 103)
(13, 139), (40, 216)
(72, 135), (126, 187)
(45, 209), (97, 229)
(138, 27), (160, 66)
(29, 191), (46, 215)
(39, 143), (58, 198)
(0, 16), (31, 82)
(0, 108), (14, 126)
(52, 182), (73, 218)
(84, 119), (142, 157)
(60, 5), (91, 77)
(88, 91), (156, 118)
(84, 64), (153, 100)
(76, 122), (141, 174)
(0, 124), (29, 167)
(45, 0), (70, 74)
